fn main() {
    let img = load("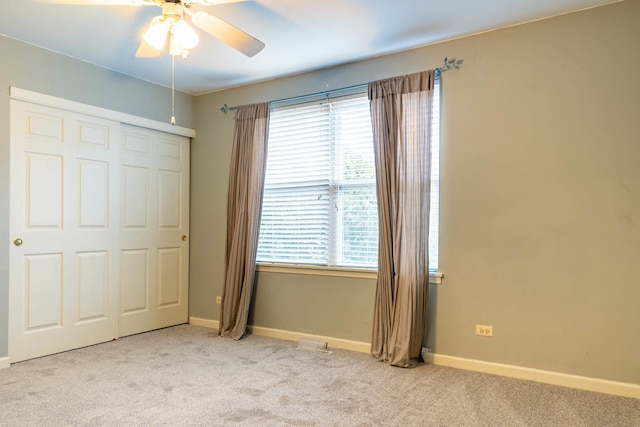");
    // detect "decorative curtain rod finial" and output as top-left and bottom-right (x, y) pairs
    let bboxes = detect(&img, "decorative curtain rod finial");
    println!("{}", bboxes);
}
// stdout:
(439, 57), (464, 73)
(221, 104), (238, 114)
